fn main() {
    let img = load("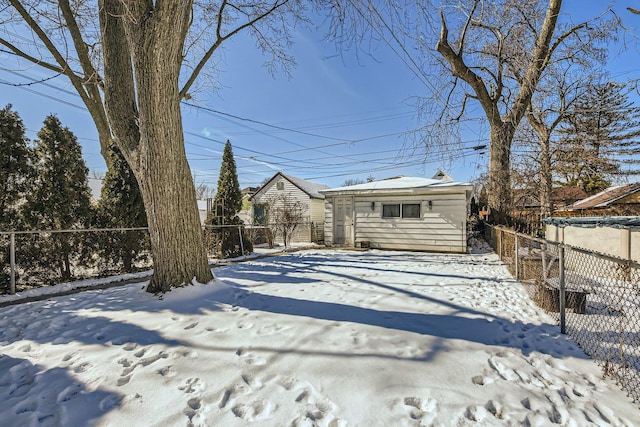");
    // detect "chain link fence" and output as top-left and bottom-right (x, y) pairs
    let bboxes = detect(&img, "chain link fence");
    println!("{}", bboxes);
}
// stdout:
(1, 221), (326, 296)
(485, 224), (640, 404)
